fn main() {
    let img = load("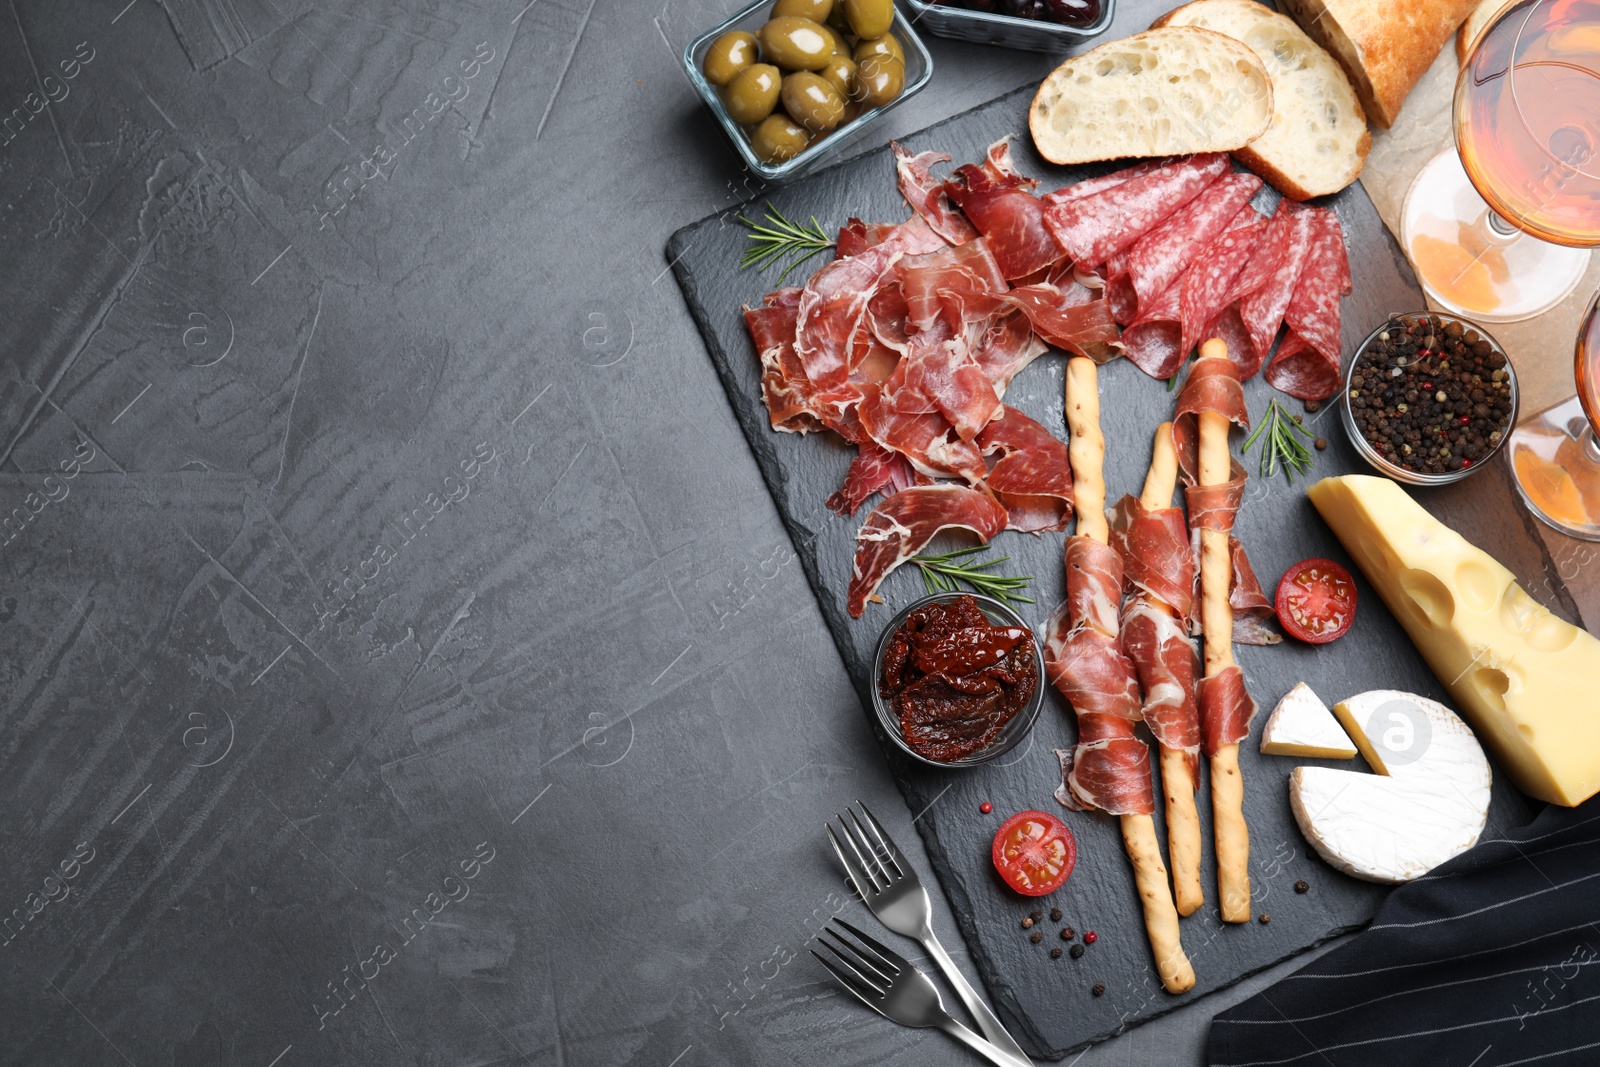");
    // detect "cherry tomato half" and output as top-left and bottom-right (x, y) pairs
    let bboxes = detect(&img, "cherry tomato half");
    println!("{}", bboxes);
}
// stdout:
(991, 810), (1076, 897)
(1275, 558), (1358, 644)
